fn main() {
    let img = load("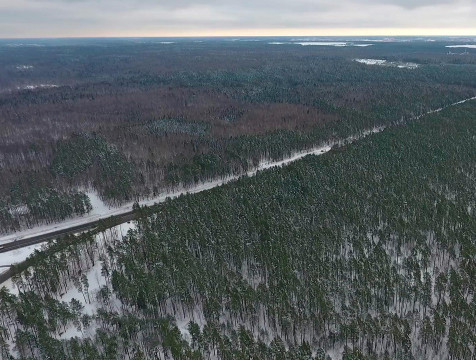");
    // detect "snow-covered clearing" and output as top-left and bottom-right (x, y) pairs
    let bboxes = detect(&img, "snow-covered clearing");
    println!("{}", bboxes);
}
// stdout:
(354, 58), (419, 69)
(445, 44), (476, 49)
